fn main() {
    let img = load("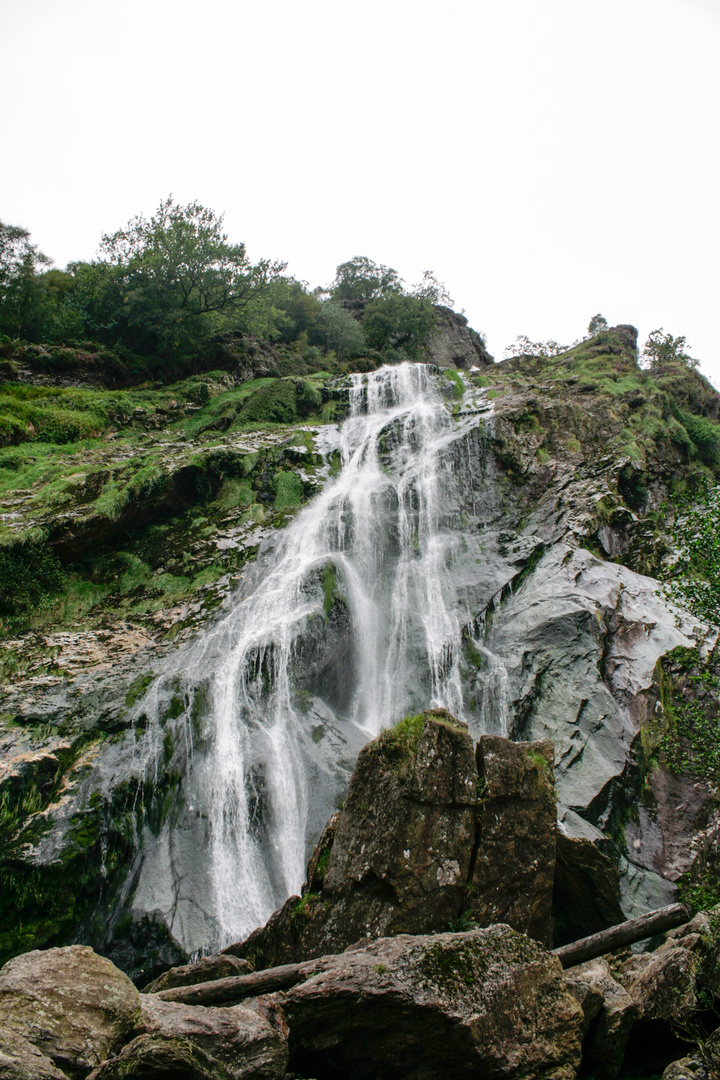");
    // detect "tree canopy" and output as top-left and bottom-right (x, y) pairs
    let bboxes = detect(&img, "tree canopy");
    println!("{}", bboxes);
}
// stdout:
(0, 221), (52, 339)
(0, 208), (460, 378)
(98, 197), (286, 356)
(330, 256), (404, 308)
